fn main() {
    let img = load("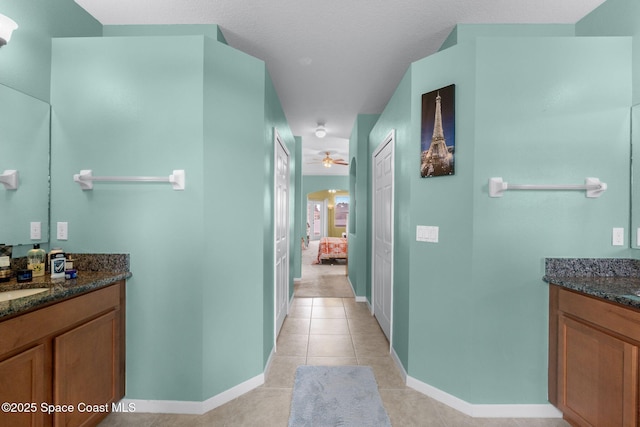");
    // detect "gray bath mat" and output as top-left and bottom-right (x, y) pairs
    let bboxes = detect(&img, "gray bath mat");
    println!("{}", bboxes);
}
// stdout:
(288, 365), (392, 427)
